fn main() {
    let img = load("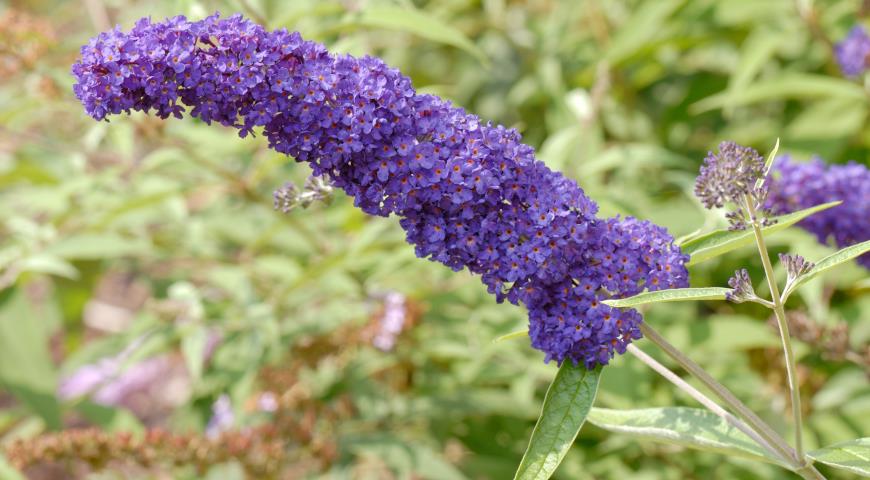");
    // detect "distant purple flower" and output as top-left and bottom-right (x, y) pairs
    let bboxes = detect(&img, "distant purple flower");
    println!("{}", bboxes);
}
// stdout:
(835, 26), (870, 77)
(766, 156), (870, 269)
(257, 392), (279, 413)
(206, 394), (234, 438)
(72, 14), (689, 368)
(372, 291), (407, 351)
